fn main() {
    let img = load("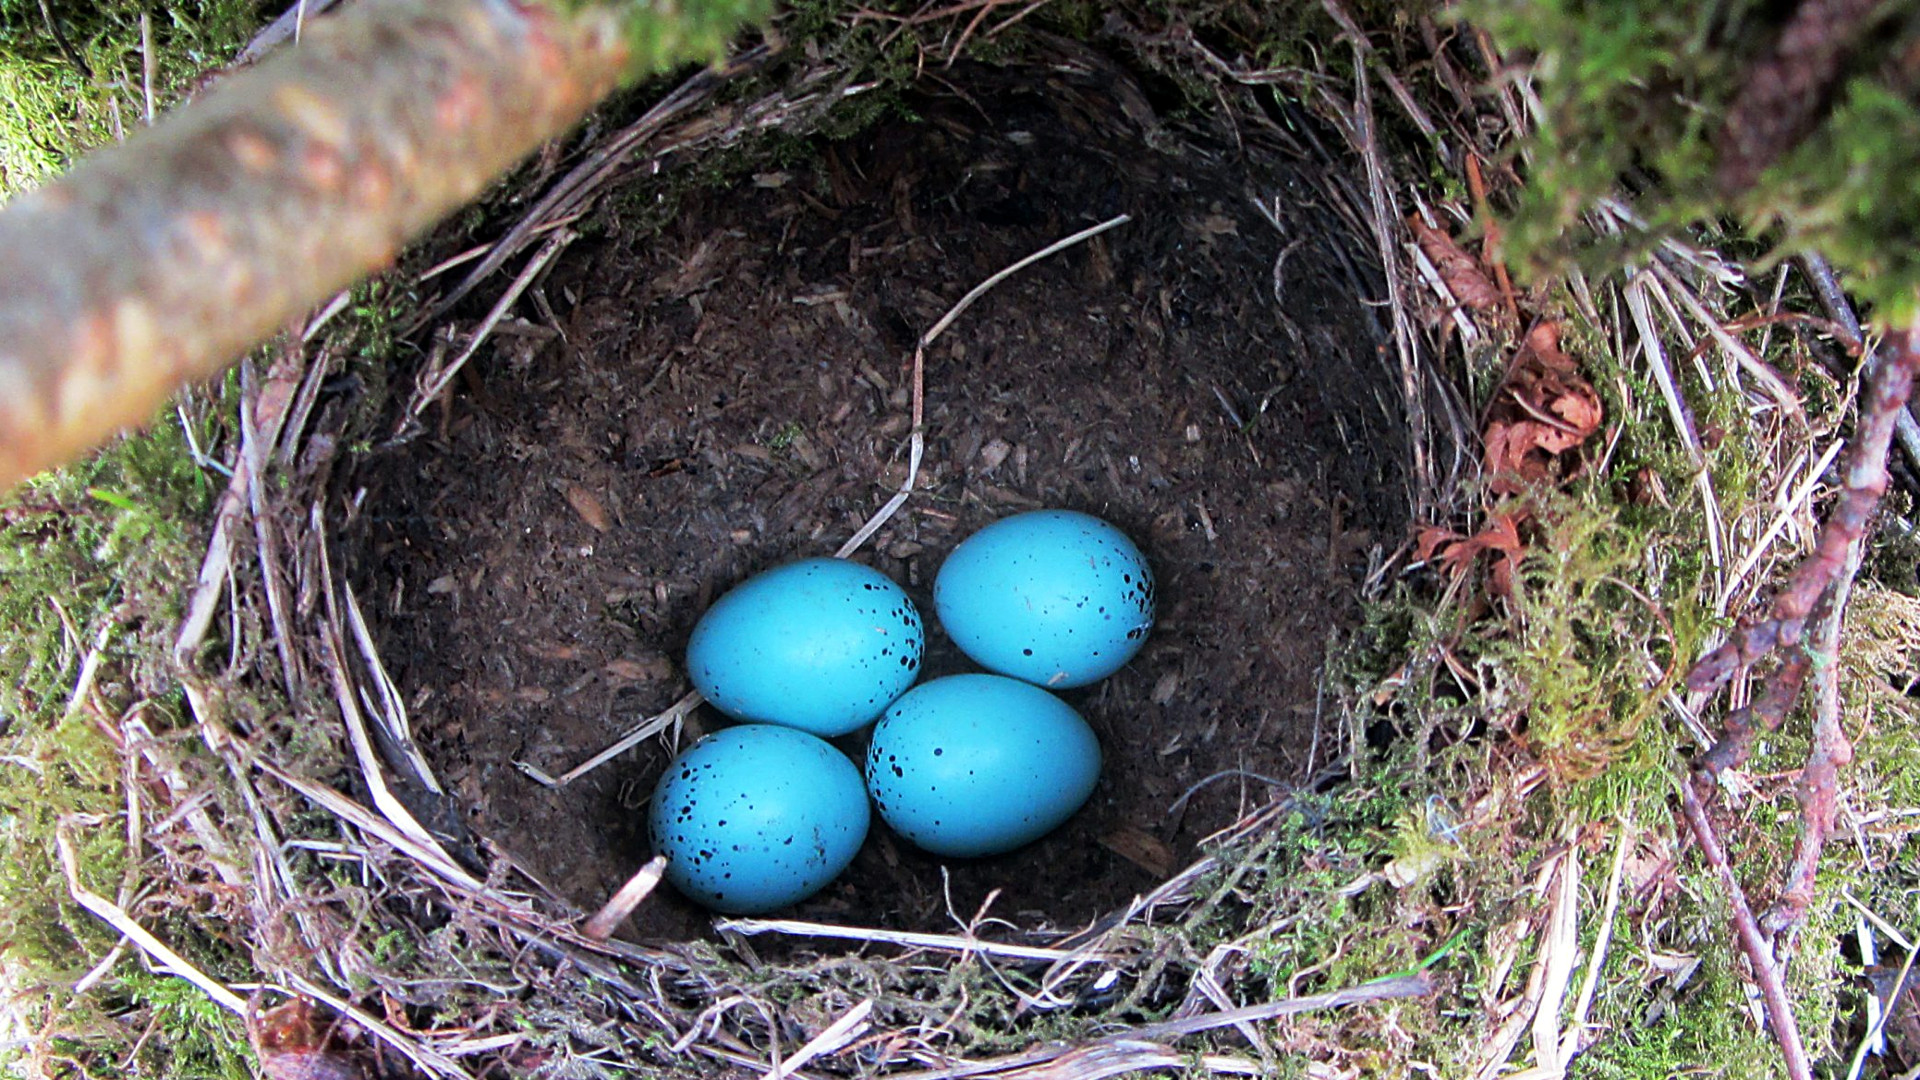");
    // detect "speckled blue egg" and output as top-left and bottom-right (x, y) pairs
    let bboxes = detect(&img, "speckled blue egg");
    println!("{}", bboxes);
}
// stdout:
(649, 725), (870, 914)
(687, 558), (924, 737)
(865, 674), (1101, 858)
(933, 510), (1153, 688)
